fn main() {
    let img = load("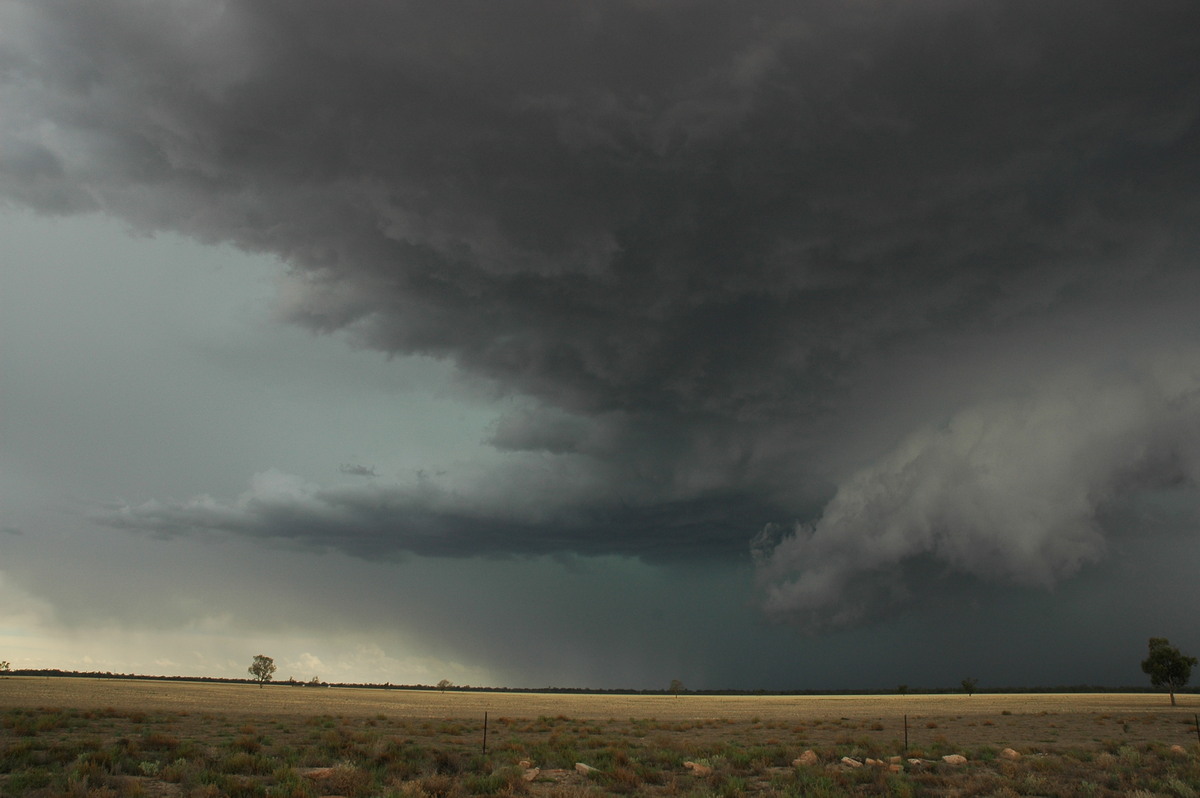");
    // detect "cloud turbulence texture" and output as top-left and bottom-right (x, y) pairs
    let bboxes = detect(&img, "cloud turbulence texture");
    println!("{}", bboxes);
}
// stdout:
(4, 0), (1200, 625)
